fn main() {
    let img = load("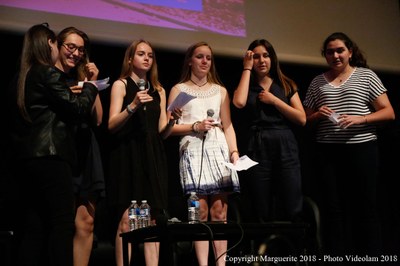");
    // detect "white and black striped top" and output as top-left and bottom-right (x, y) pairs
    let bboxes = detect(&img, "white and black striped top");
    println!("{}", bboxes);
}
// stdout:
(303, 67), (387, 144)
